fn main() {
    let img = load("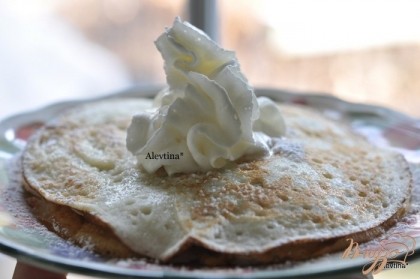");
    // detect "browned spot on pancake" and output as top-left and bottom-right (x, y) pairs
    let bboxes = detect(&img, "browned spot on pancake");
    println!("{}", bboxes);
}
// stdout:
(21, 100), (413, 265)
(26, 194), (138, 258)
